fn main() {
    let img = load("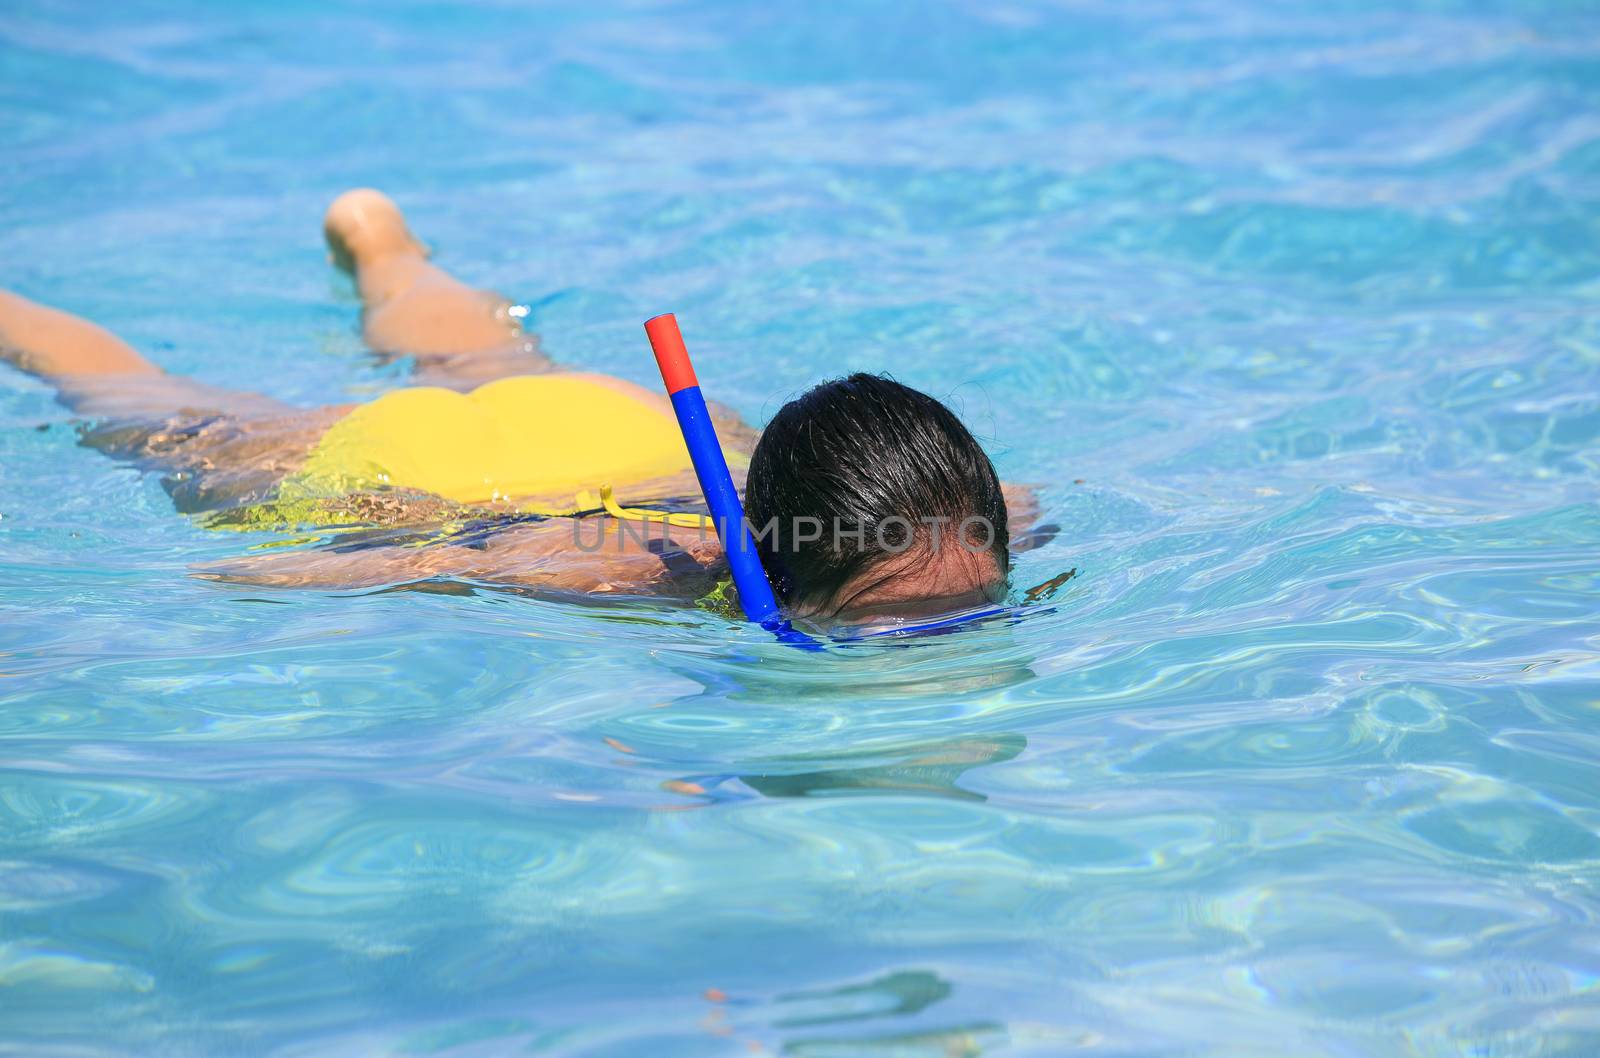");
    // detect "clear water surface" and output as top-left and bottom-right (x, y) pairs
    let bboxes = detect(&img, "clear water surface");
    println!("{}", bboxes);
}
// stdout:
(2, 1), (1599, 1055)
